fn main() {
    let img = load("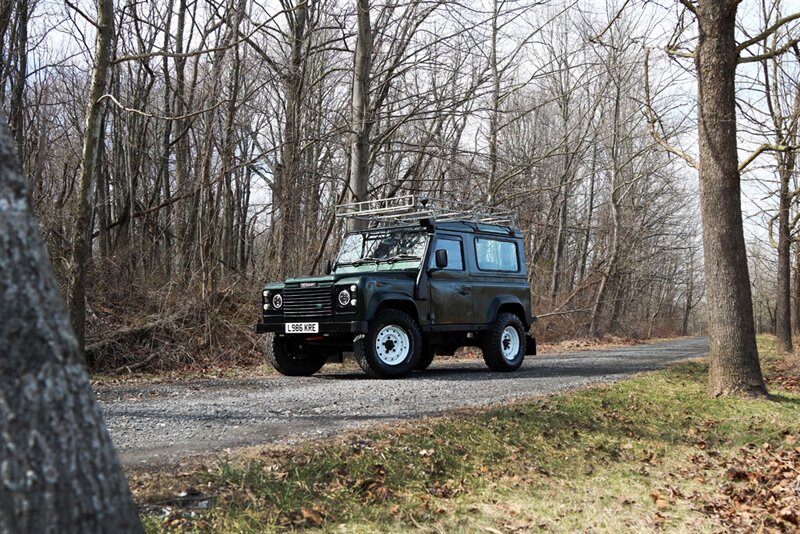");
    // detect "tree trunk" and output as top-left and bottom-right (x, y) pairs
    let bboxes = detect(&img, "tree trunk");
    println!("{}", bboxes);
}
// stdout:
(8, 0), (27, 163)
(775, 160), (792, 352)
(695, 0), (766, 397)
(0, 115), (142, 533)
(347, 0), (372, 231)
(67, 0), (114, 355)
(276, 0), (308, 277)
(486, 0), (500, 203)
(793, 241), (800, 342)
